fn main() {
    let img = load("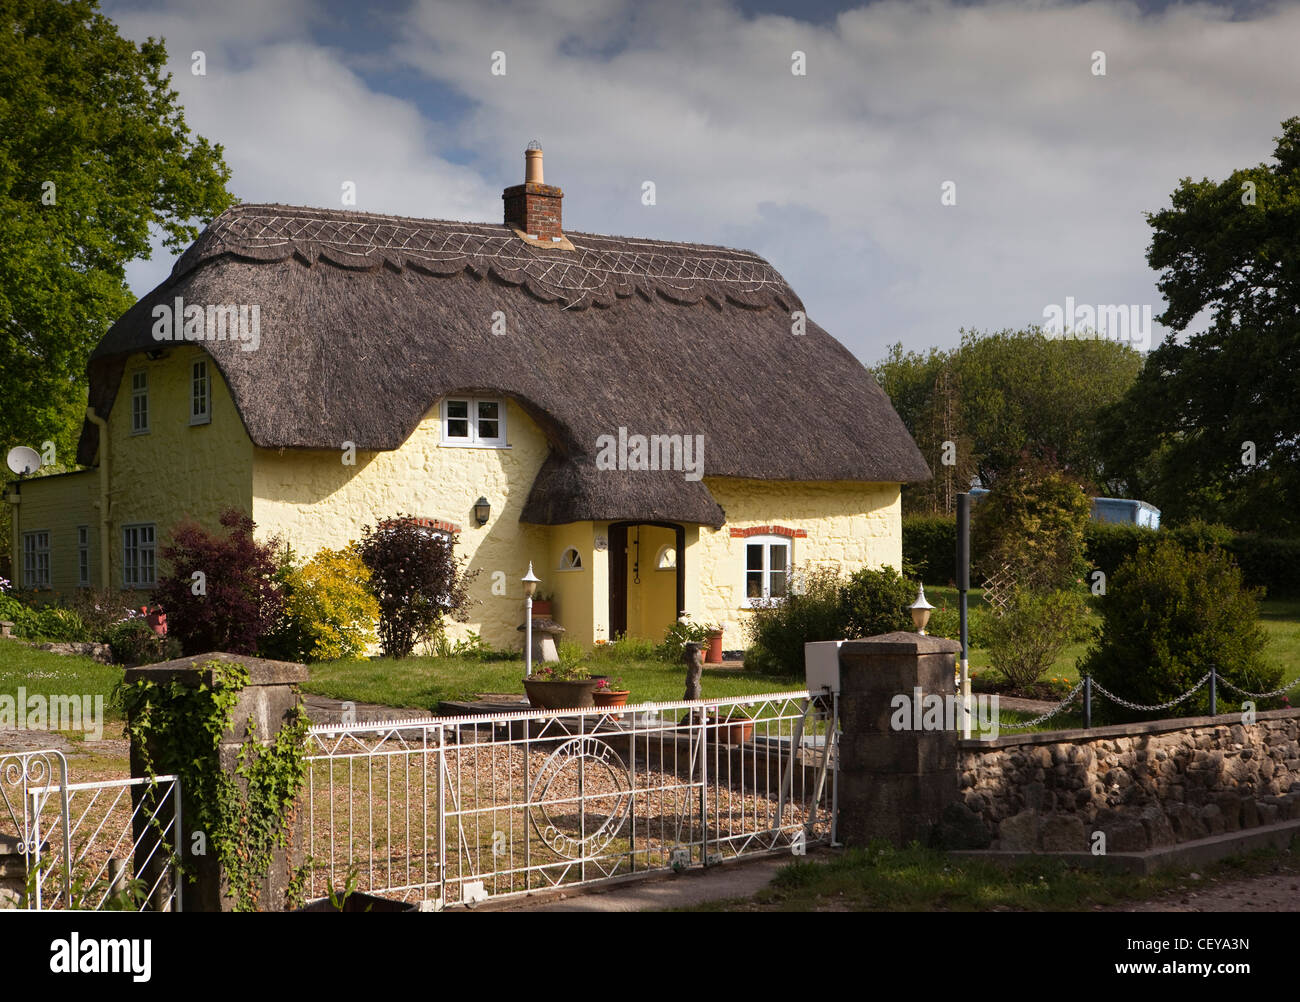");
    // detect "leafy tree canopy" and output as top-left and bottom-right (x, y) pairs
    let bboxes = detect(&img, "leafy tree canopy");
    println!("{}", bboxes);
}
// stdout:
(875, 328), (1141, 512)
(1100, 117), (1300, 534)
(0, 0), (234, 469)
